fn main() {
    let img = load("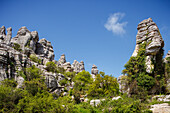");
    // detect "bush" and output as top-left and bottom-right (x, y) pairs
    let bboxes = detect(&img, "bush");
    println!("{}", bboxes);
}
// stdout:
(59, 78), (68, 86)
(88, 72), (119, 98)
(45, 61), (57, 73)
(0, 83), (24, 112)
(29, 54), (42, 64)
